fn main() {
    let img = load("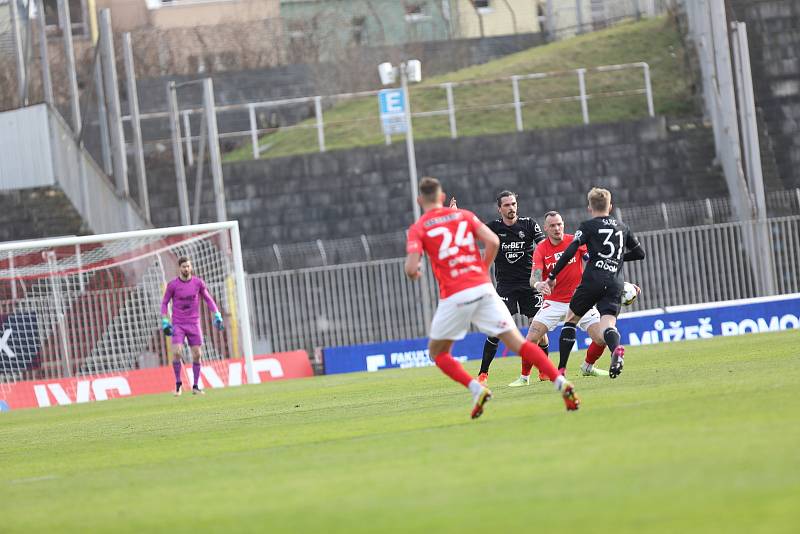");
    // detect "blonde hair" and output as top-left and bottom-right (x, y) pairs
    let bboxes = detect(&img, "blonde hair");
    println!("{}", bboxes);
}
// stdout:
(419, 176), (442, 203)
(588, 187), (611, 212)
